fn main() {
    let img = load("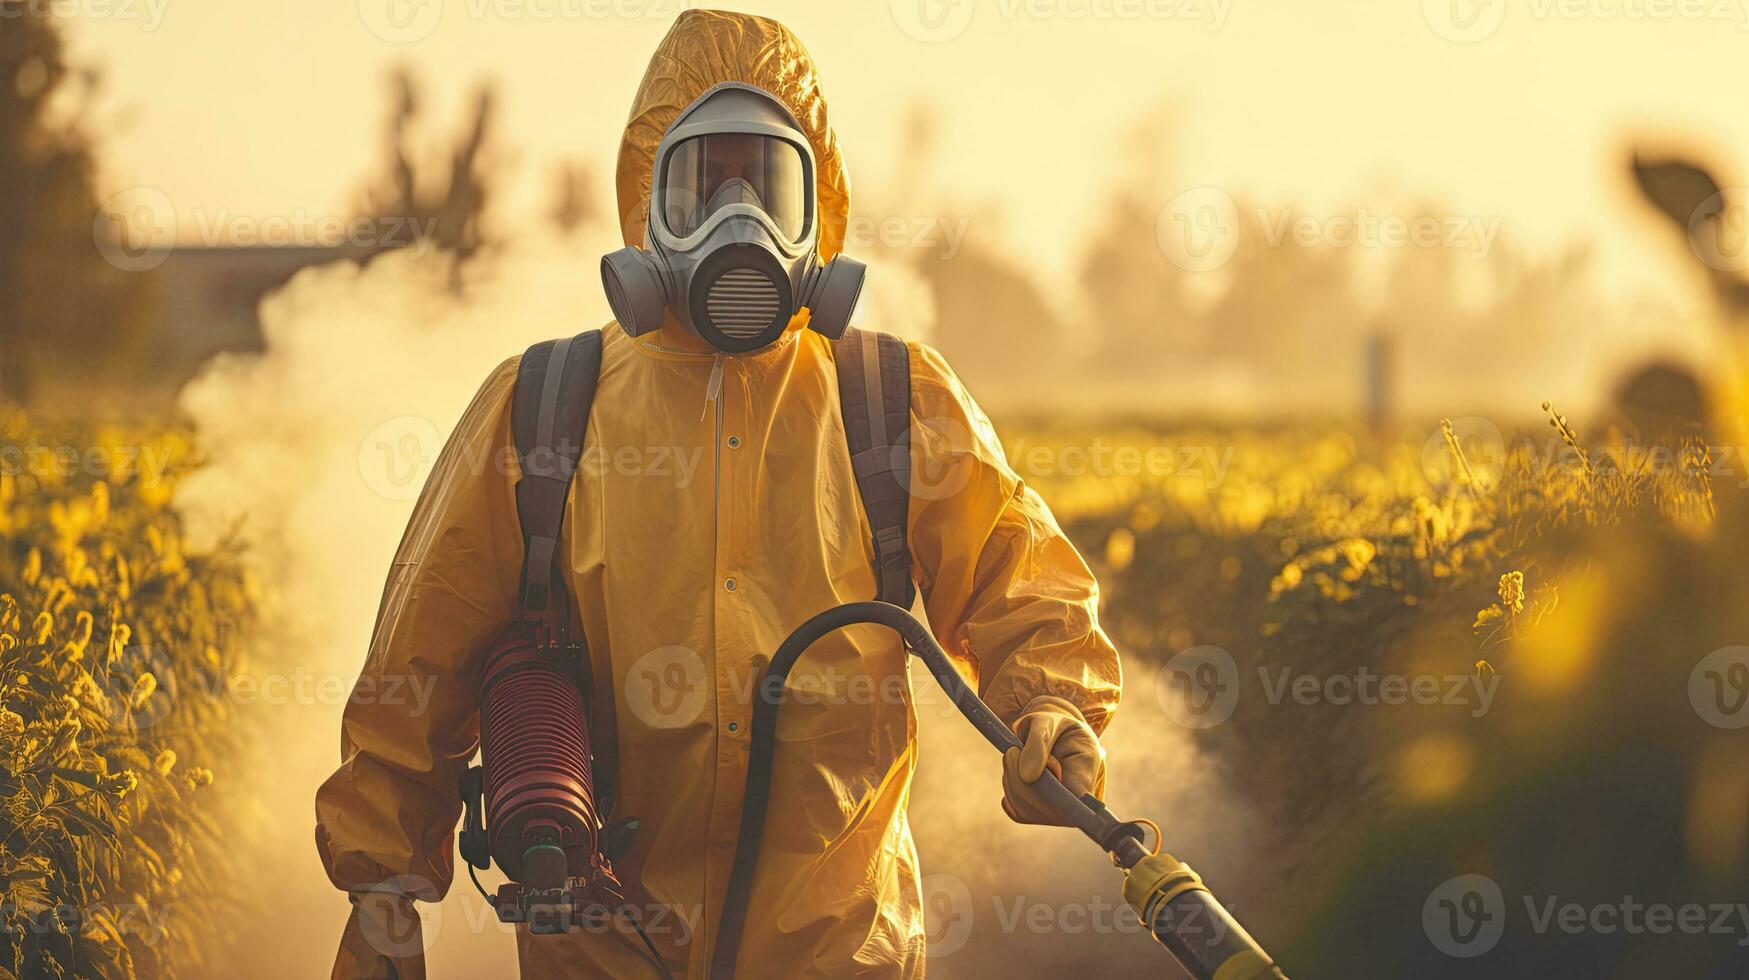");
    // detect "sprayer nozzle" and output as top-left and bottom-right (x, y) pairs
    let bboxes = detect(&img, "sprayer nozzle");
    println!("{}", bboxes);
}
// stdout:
(521, 838), (570, 892)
